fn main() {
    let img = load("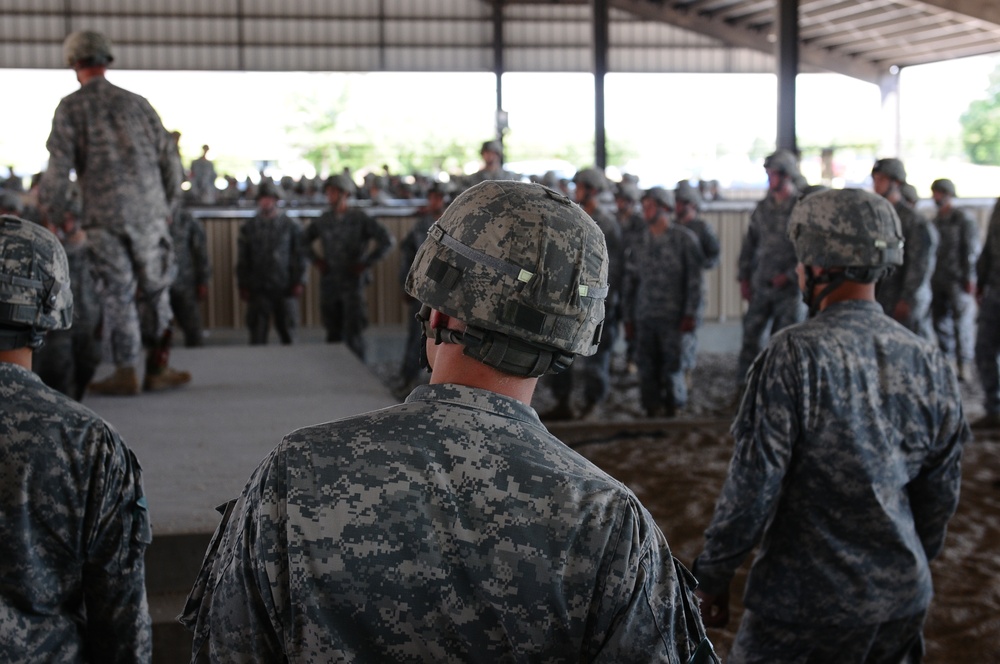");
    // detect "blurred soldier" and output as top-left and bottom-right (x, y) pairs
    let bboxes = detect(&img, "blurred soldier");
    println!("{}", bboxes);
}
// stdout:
(626, 186), (704, 417)
(32, 196), (102, 401)
(303, 174), (394, 360)
(169, 207), (211, 347)
(735, 150), (806, 391)
(0, 190), (23, 217)
(395, 182), (447, 396)
(39, 30), (189, 395)
(900, 182), (920, 210)
(236, 182), (307, 345)
(465, 139), (520, 186)
(675, 181), (720, 384)
(0, 216), (152, 661)
(973, 197), (1000, 429)
(929, 178), (980, 381)
(191, 145), (219, 205)
(613, 180), (647, 371)
(694, 189), (968, 664)
(871, 158), (938, 340)
(541, 168), (623, 420)
(180, 180), (718, 663)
